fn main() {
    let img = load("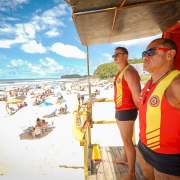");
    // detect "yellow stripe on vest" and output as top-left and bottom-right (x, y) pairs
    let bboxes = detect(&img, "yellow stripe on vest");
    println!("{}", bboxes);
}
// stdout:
(146, 70), (180, 150)
(116, 65), (130, 107)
